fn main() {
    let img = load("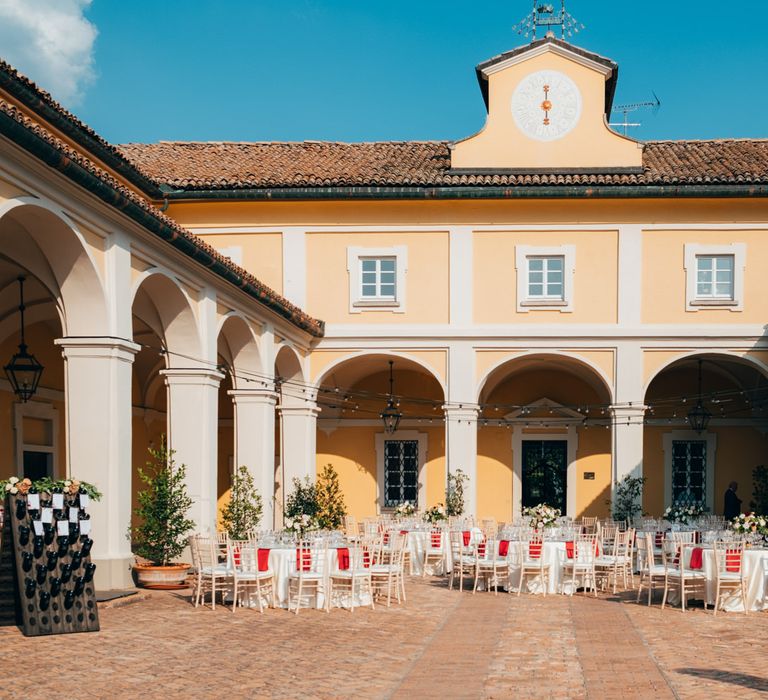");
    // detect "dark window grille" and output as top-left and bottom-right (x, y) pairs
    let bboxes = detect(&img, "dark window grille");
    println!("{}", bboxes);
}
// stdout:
(384, 440), (418, 507)
(671, 440), (707, 506)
